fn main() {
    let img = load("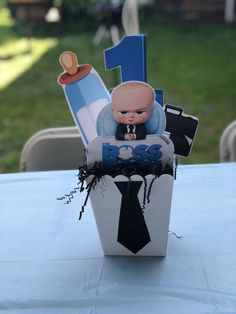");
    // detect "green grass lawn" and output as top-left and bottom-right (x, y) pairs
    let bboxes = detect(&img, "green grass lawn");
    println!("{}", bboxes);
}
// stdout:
(0, 9), (236, 172)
